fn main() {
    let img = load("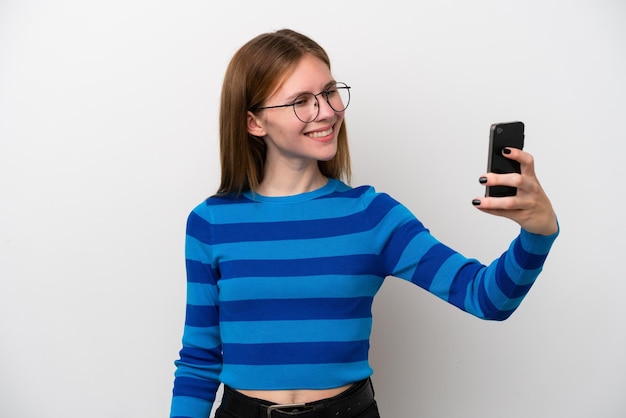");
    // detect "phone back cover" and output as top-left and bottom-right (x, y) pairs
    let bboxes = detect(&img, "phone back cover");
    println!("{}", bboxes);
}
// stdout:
(487, 121), (524, 197)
